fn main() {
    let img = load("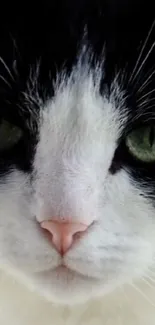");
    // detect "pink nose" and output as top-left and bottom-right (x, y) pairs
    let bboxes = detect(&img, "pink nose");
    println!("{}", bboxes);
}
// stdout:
(40, 220), (89, 255)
